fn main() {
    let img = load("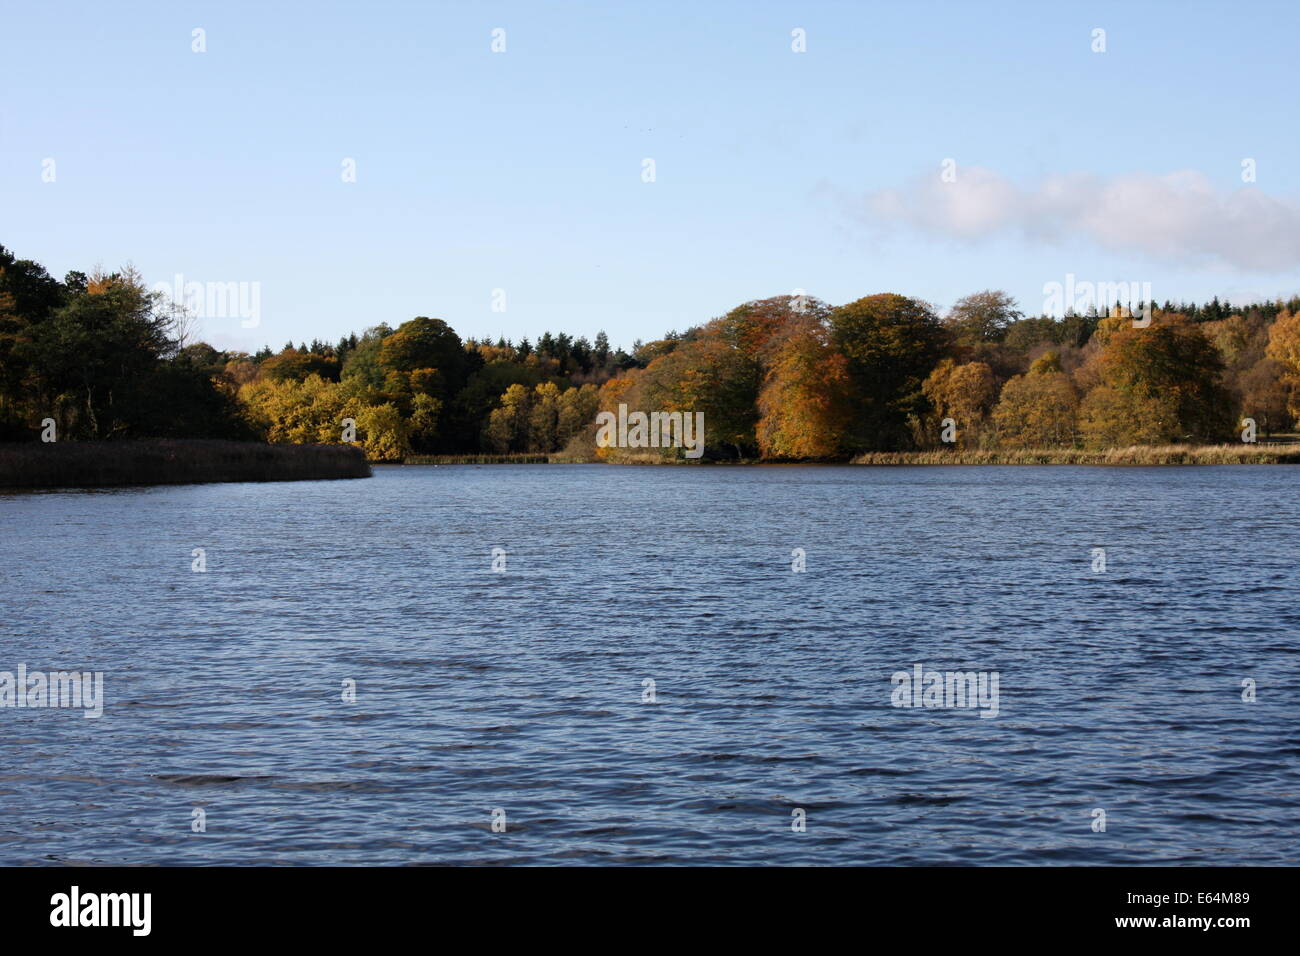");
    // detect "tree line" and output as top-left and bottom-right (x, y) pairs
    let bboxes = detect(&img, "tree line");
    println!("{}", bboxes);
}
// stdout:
(3, 244), (1299, 460)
